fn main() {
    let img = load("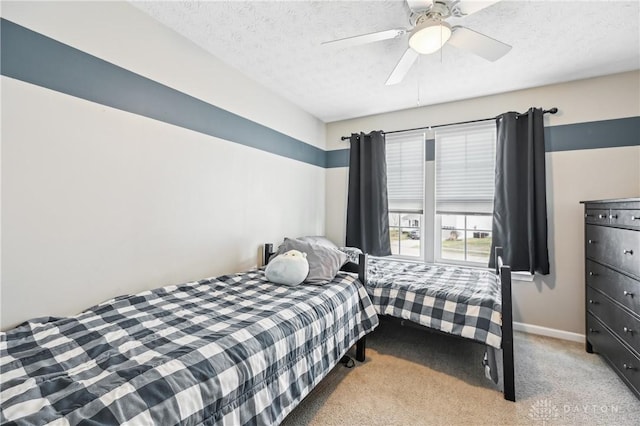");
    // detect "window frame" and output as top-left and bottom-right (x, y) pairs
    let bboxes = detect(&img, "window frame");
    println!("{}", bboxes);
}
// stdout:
(388, 209), (423, 259)
(385, 130), (426, 260)
(385, 122), (497, 268)
(432, 121), (497, 267)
